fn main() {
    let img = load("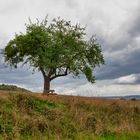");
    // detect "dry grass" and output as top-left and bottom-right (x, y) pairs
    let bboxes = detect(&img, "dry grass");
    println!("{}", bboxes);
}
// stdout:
(38, 94), (140, 108)
(0, 91), (140, 140)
